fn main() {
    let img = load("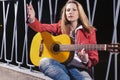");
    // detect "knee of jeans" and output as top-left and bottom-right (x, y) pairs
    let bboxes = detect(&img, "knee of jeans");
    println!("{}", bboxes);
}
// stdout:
(40, 58), (50, 65)
(39, 58), (49, 70)
(39, 58), (56, 71)
(39, 58), (56, 67)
